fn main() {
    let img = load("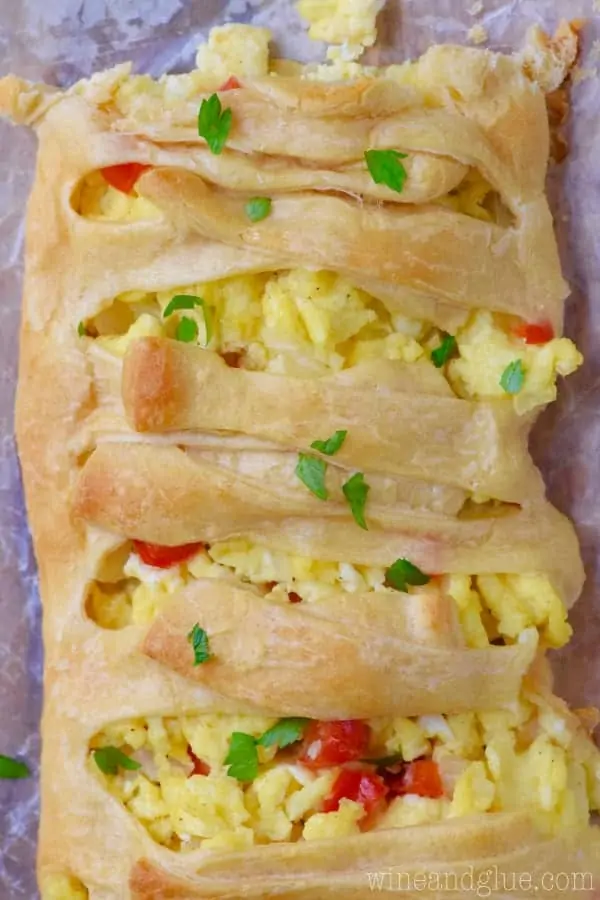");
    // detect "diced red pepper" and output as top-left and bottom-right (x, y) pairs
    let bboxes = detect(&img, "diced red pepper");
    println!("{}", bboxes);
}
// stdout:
(299, 720), (371, 769)
(218, 76), (242, 92)
(323, 767), (388, 815)
(288, 591), (302, 604)
(511, 320), (554, 345)
(132, 540), (204, 569)
(187, 746), (210, 777)
(385, 759), (444, 799)
(100, 162), (152, 195)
